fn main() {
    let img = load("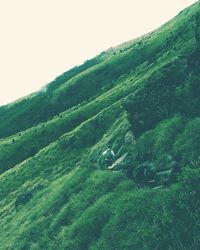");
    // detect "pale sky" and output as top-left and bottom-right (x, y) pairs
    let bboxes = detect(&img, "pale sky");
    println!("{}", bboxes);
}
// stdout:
(0, 0), (198, 106)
